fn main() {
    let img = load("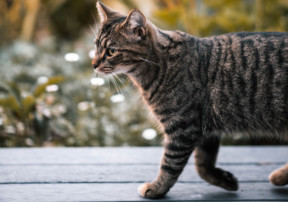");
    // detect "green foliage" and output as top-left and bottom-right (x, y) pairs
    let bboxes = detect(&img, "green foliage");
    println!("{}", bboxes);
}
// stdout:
(34, 76), (65, 97)
(46, 0), (97, 41)
(0, 76), (65, 146)
(154, 0), (288, 36)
